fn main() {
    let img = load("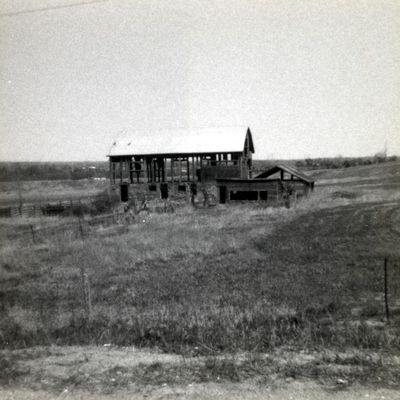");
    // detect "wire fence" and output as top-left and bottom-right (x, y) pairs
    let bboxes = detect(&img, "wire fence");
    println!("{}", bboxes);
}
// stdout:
(0, 196), (111, 218)
(1, 211), (133, 246)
